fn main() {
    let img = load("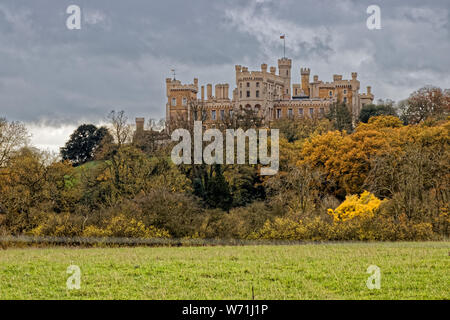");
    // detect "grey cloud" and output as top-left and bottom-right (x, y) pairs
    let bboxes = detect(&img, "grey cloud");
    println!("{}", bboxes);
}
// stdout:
(0, 0), (448, 131)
